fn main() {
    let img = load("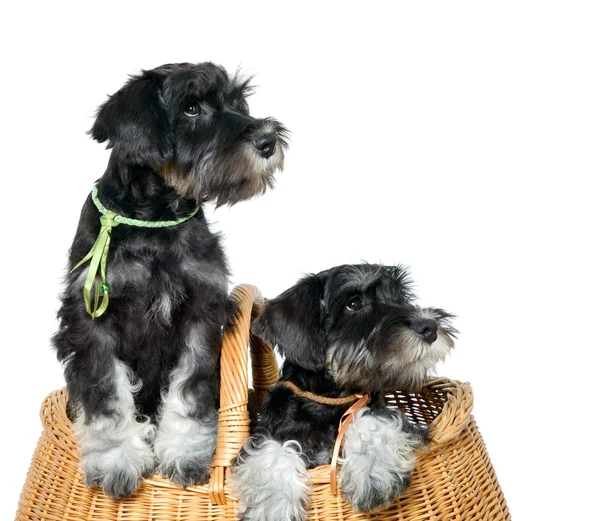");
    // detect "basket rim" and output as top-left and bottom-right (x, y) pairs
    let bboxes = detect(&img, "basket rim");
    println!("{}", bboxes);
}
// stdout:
(38, 376), (473, 492)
